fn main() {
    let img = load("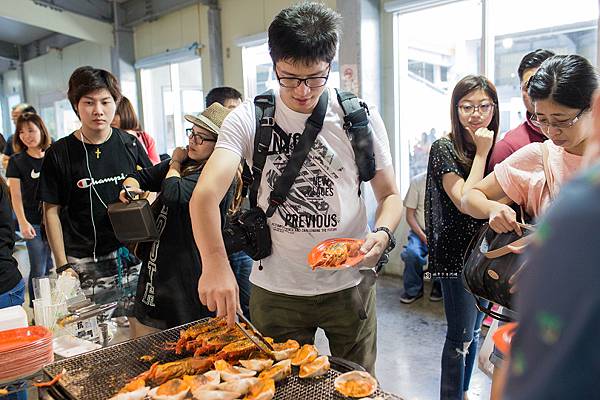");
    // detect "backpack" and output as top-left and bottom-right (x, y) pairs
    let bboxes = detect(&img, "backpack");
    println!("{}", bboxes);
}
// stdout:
(241, 89), (377, 207)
